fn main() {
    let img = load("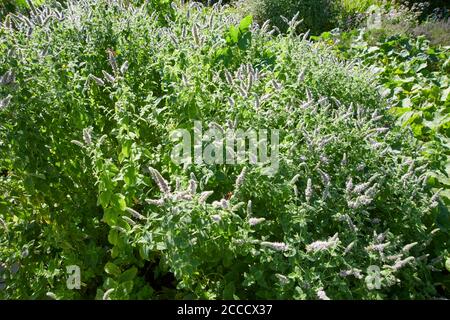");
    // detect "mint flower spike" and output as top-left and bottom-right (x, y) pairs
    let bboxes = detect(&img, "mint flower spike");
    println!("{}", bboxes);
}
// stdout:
(82, 127), (92, 145)
(235, 167), (247, 191)
(0, 95), (12, 110)
(102, 288), (114, 300)
(198, 191), (214, 204)
(290, 174), (300, 185)
(317, 169), (330, 186)
(0, 69), (15, 85)
(365, 242), (390, 253)
(260, 241), (289, 252)
(340, 268), (363, 279)
(344, 241), (356, 255)
(46, 292), (57, 300)
(306, 233), (339, 253)
(192, 23), (201, 46)
(125, 207), (146, 220)
(70, 140), (84, 148)
(89, 74), (104, 86)
(121, 215), (136, 226)
(353, 181), (371, 194)
(224, 69), (233, 85)
(107, 51), (117, 71)
(145, 198), (165, 207)
(316, 288), (330, 300)
(0, 217), (8, 231)
(175, 177), (181, 191)
(345, 177), (353, 194)
(227, 96), (235, 108)
(188, 179), (197, 195)
(246, 200), (252, 217)
(430, 188), (442, 208)
(391, 256), (415, 271)
(148, 167), (171, 195)
(220, 199), (229, 209)
(248, 217), (265, 226)
(275, 274), (289, 285)
(260, 20), (270, 33)
(102, 70), (115, 83)
(305, 178), (313, 202)
(402, 242), (418, 253)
